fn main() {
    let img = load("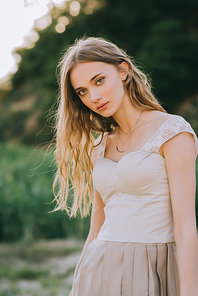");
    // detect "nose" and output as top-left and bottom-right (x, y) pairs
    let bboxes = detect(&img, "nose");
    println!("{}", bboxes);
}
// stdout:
(90, 89), (102, 102)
